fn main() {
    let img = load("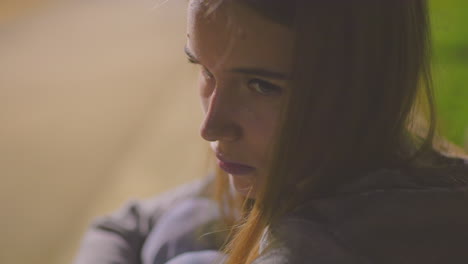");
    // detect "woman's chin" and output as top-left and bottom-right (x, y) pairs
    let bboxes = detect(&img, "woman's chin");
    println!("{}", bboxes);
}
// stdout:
(229, 174), (257, 198)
